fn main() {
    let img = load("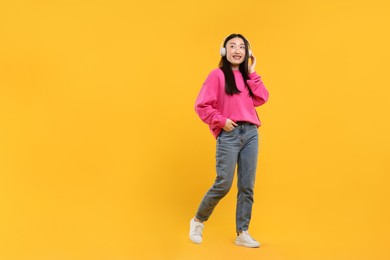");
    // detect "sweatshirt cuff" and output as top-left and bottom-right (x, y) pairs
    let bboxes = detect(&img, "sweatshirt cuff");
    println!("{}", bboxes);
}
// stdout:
(249, 71), (260, 79)
(218, 117), (227, 128)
